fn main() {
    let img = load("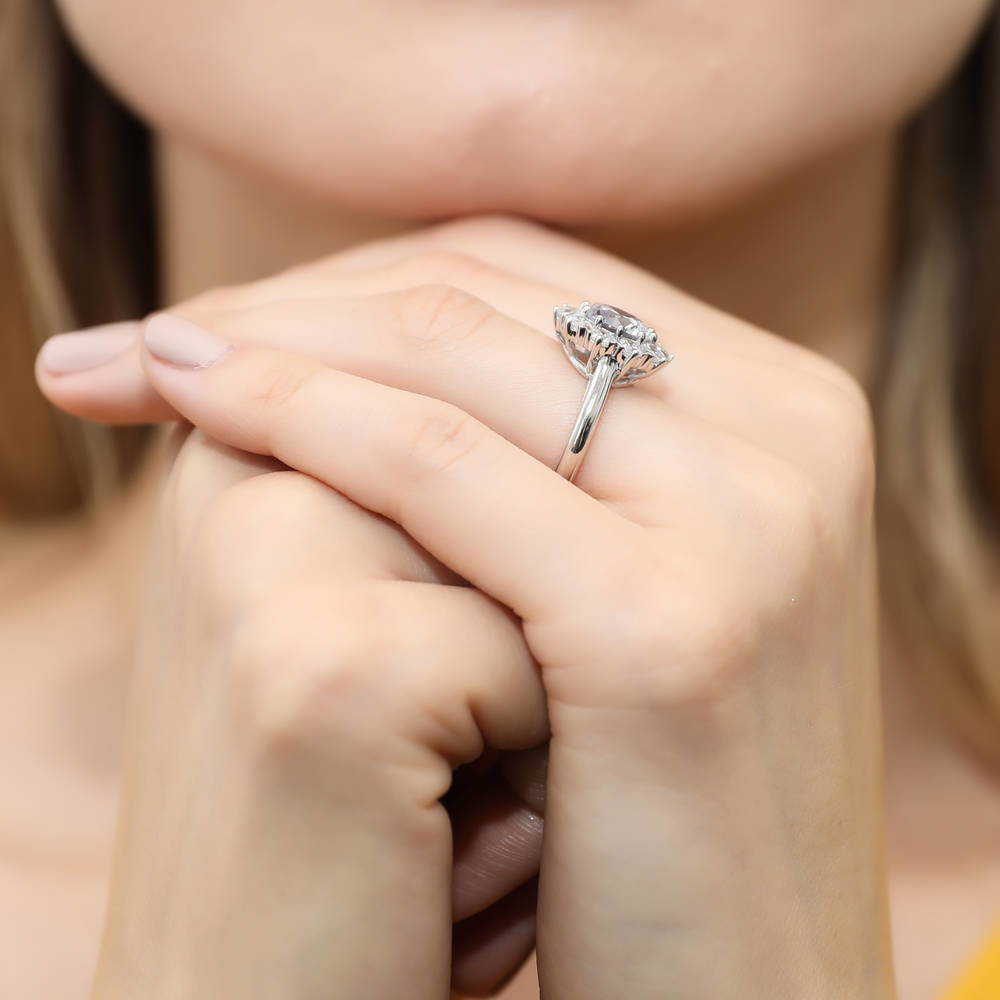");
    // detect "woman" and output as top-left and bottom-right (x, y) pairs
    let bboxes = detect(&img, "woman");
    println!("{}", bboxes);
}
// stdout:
(2, 0), (997, 995)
